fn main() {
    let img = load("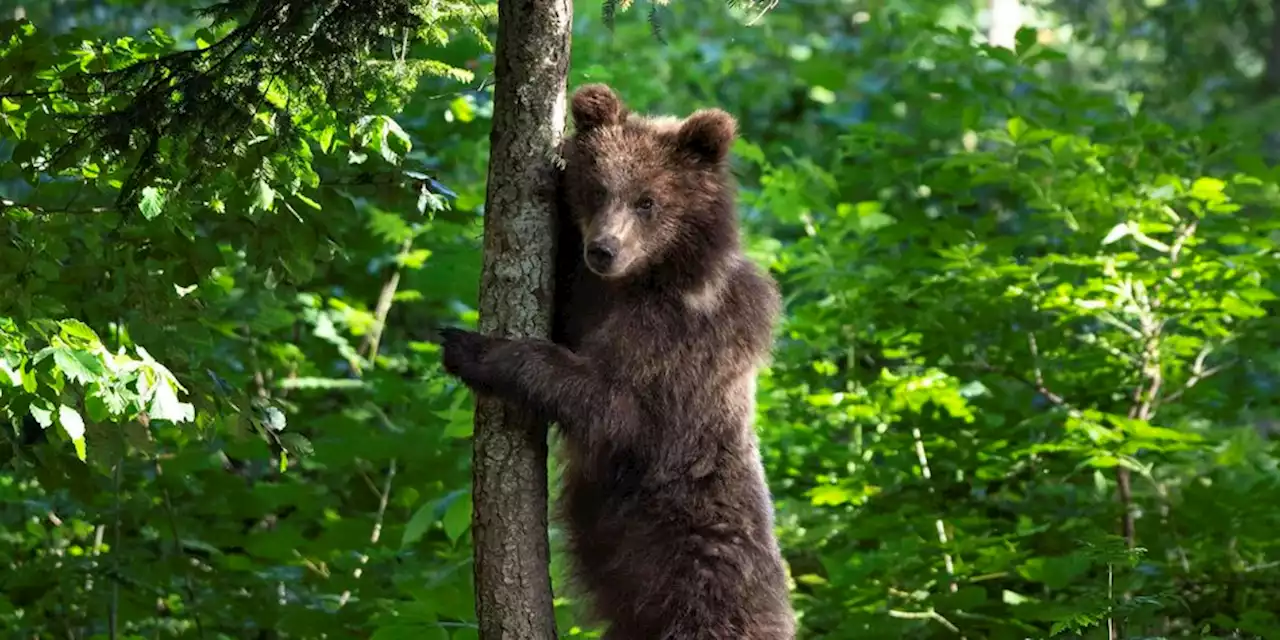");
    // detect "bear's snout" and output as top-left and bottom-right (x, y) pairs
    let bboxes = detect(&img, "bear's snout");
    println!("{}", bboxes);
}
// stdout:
(585, 237), (620, 273)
